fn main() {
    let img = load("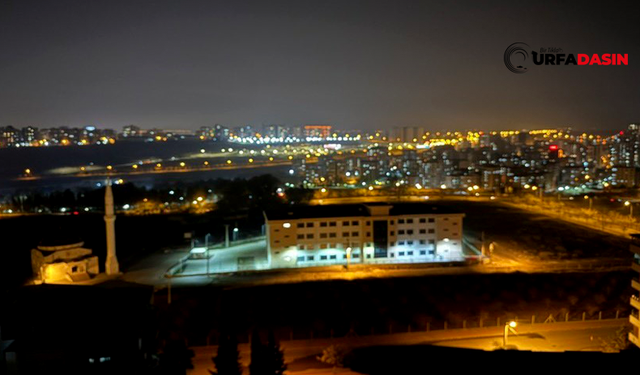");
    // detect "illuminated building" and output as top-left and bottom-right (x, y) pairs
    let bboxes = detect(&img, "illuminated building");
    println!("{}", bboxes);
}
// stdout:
(30, 180), (120, 283)
(264, 203), (464, 269)
(303, 124), (332, 138)
(629, 234), (640, 348)
(31, 238), (100, 283)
